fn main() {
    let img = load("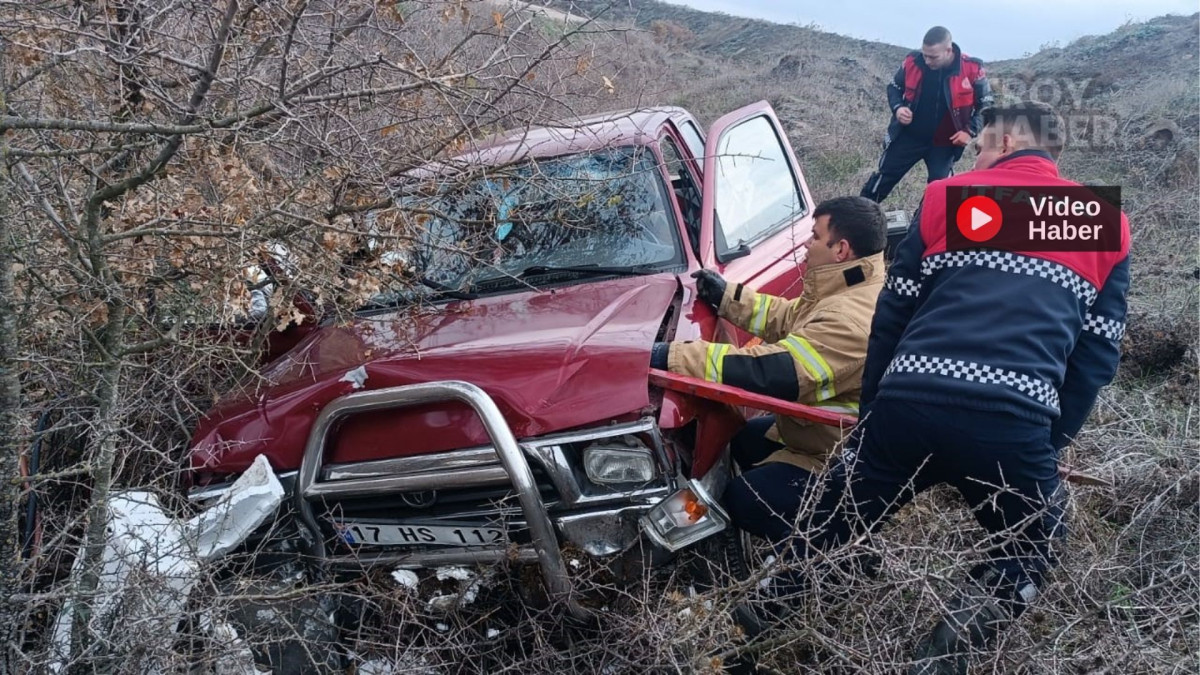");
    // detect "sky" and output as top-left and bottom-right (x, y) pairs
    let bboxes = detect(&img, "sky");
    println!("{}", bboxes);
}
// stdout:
(662, 0), (1198, 60)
